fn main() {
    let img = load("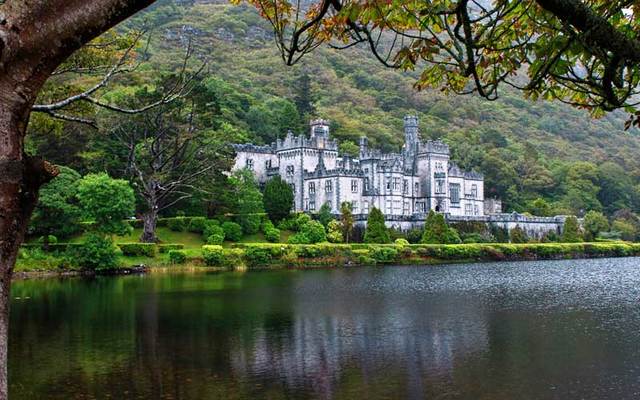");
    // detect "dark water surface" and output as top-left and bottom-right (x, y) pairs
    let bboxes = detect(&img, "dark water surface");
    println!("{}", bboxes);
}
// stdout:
(9, 258), (640, 399)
